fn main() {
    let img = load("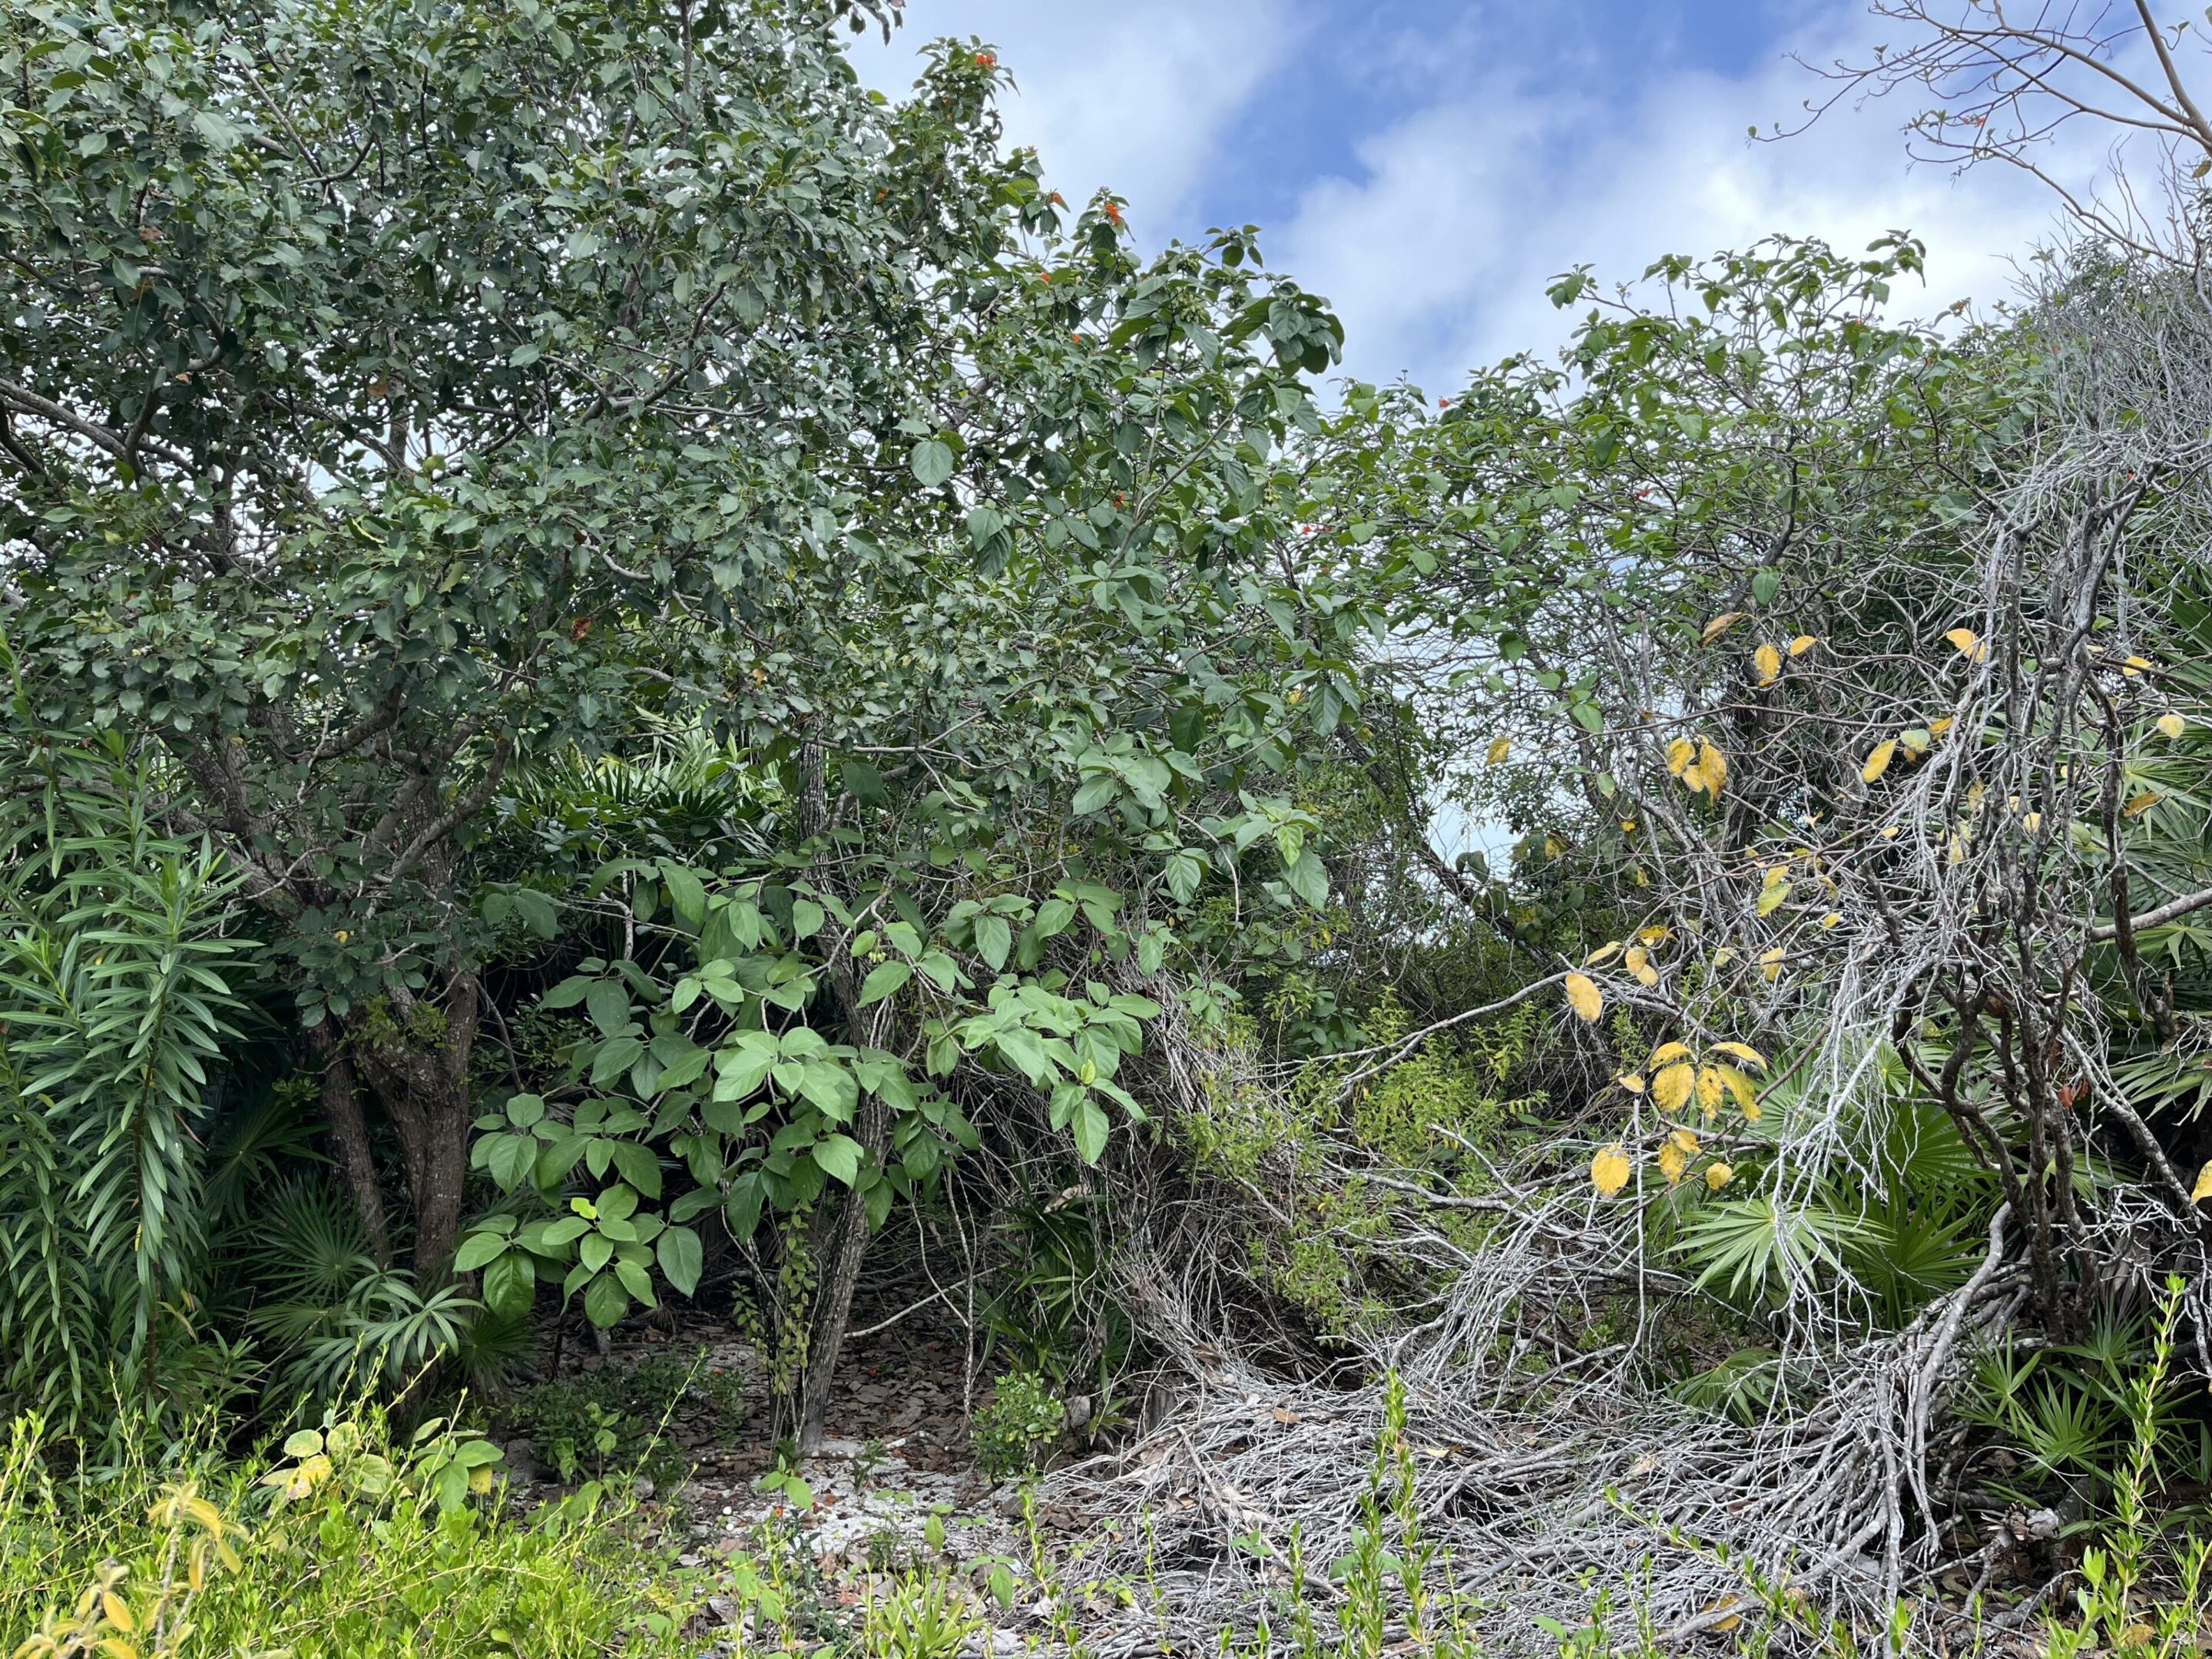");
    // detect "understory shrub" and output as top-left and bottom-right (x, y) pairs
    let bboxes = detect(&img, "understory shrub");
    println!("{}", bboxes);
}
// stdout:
(972, 1371), (1065, 1480)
